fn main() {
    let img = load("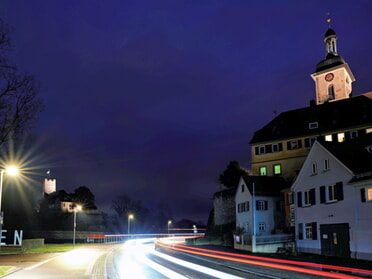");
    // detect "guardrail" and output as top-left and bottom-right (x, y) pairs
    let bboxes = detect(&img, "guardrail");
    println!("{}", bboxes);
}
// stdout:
(103, 233), (204, 244)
